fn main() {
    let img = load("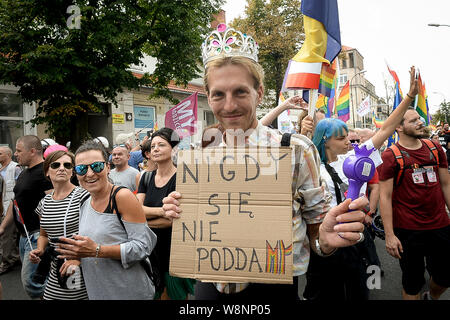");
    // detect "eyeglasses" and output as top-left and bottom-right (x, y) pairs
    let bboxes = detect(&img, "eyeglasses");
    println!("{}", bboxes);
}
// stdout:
(74, 161), (106, 176)
(50, 162), (74, 170)
(113, 144), (127, 149)
(349, 139), (360, 144)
